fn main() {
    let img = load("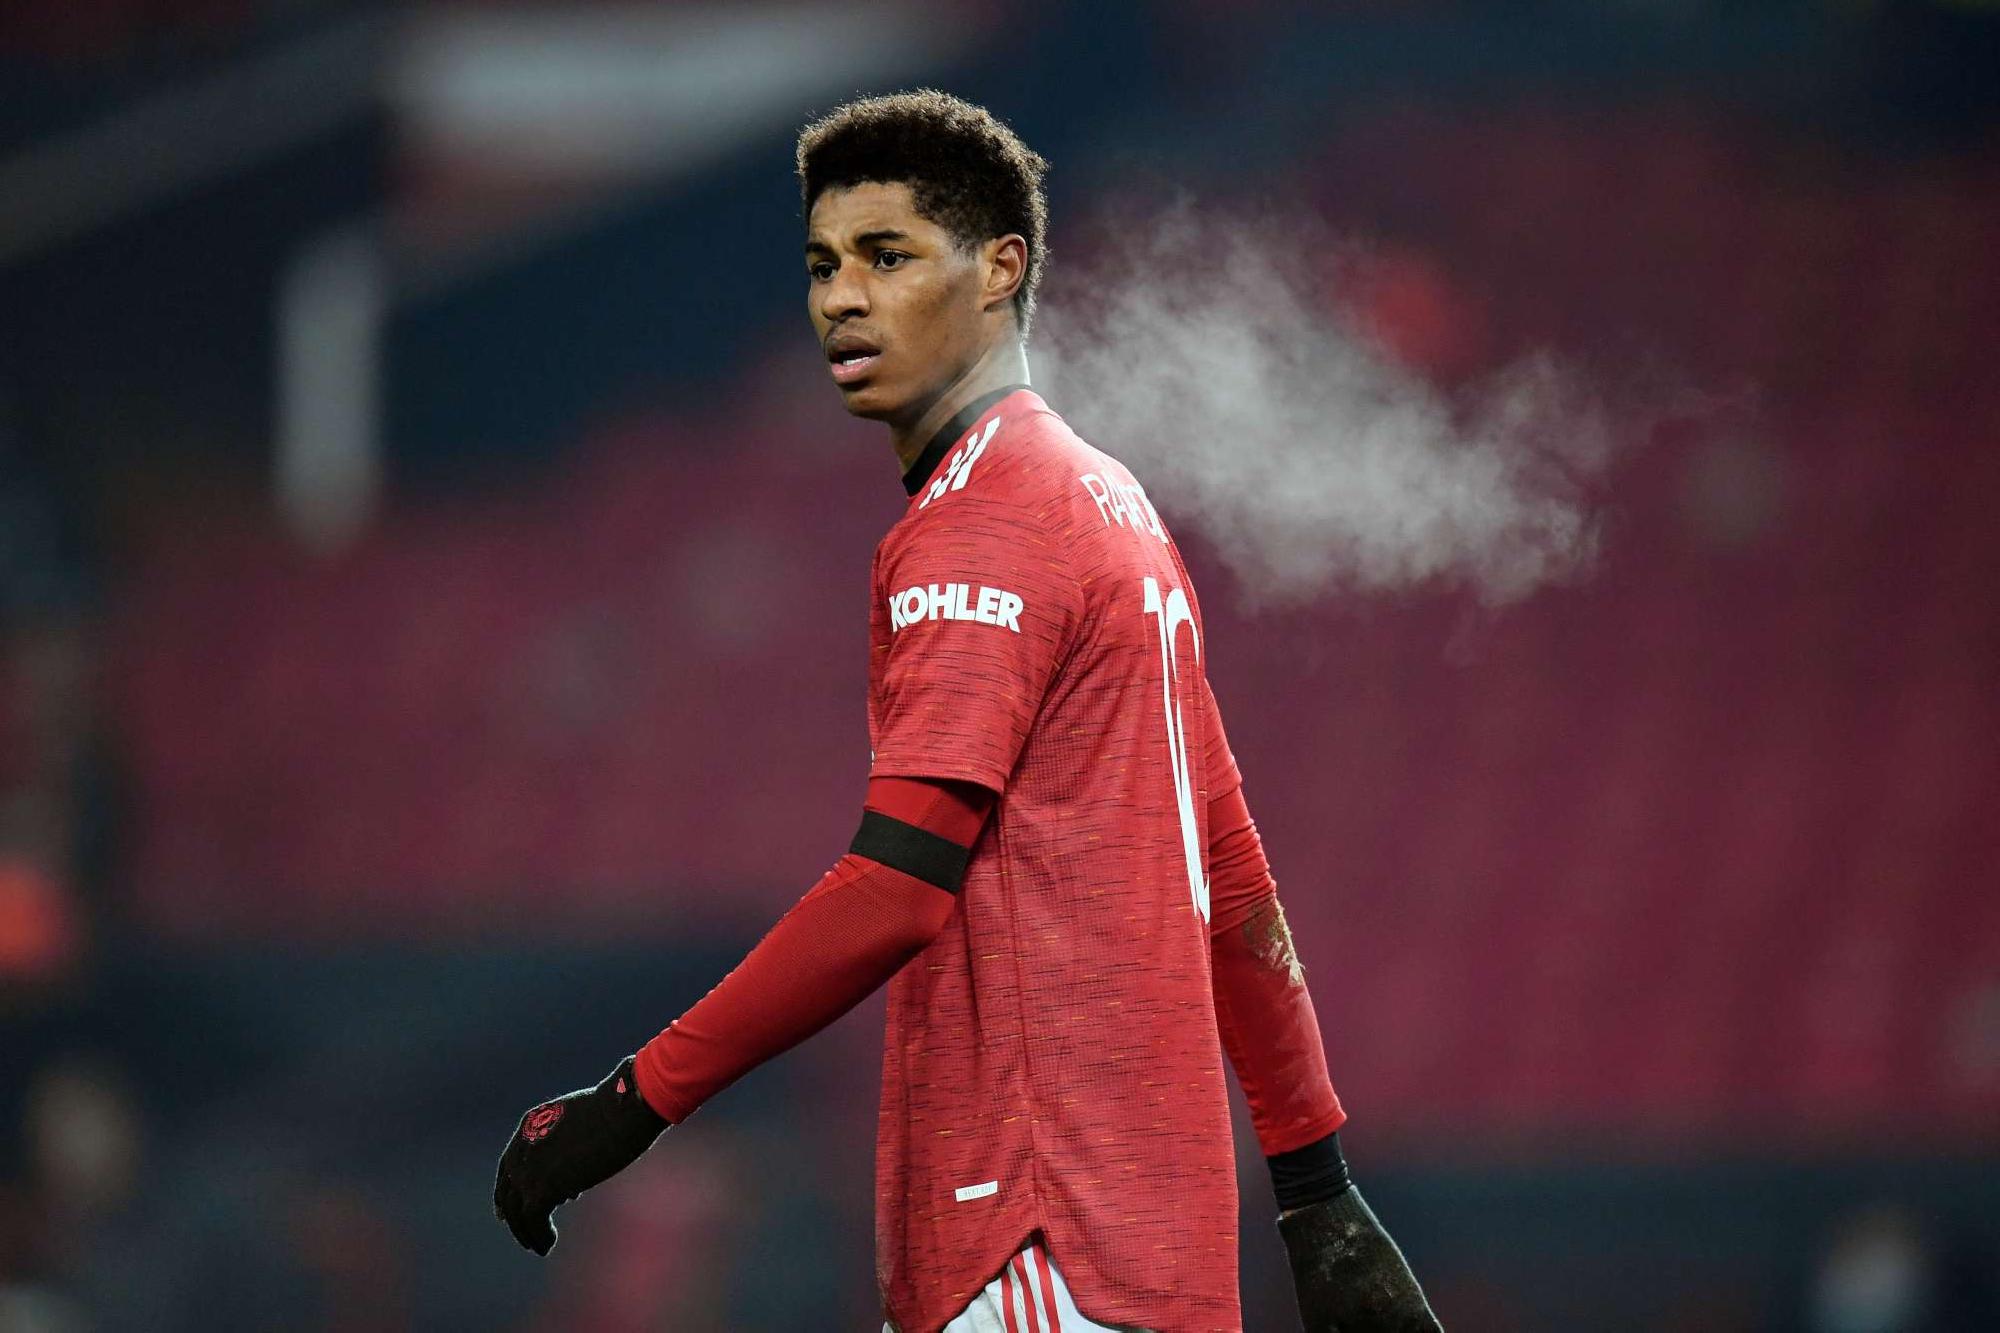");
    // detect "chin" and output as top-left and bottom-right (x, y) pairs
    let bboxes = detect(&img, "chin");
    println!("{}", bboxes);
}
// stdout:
(835, 381), (905, 421)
